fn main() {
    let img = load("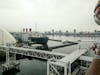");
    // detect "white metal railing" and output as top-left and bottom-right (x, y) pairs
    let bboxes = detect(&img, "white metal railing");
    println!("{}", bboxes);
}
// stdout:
(0, 45), (65, 60)
(47, 59), (70, 75)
